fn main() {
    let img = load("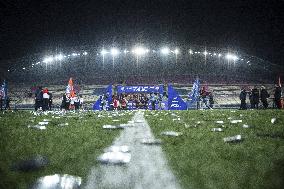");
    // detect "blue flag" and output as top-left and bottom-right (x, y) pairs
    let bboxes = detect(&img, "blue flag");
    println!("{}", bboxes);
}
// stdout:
(105, 85), (112, 105)
(93, 85), (112, 110)
(168, 85), (187, 110)
(188, 79), (200, 107)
